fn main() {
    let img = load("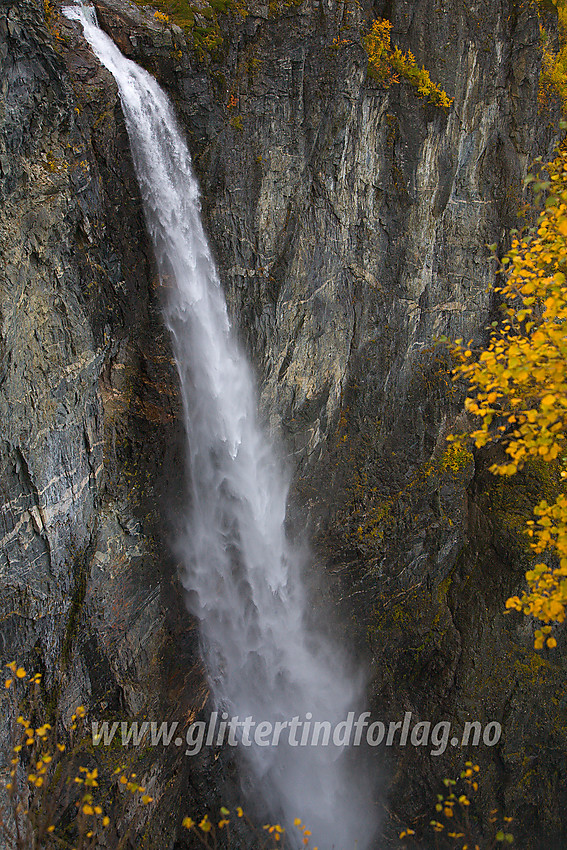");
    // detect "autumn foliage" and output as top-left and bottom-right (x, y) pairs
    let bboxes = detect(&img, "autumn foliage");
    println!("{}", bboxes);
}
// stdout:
(399, 762), (514, 848)
(452, 142), (567, 648)
(2, 665), (313, 849)
(537, 0), (567, 111)
(363, 18), (453, 109)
